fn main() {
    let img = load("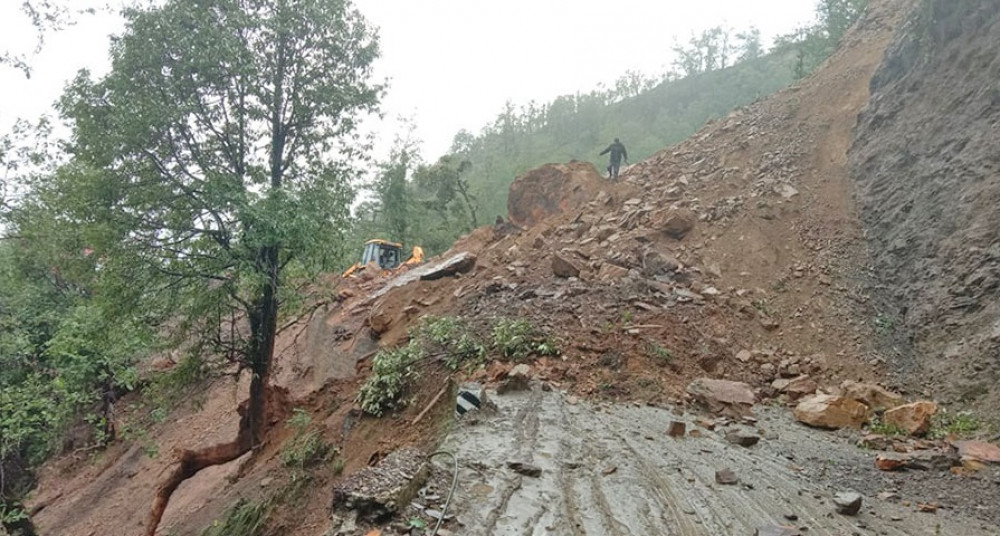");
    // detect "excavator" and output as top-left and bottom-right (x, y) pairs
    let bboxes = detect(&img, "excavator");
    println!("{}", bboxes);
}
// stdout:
(342, 239), (424, 278)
